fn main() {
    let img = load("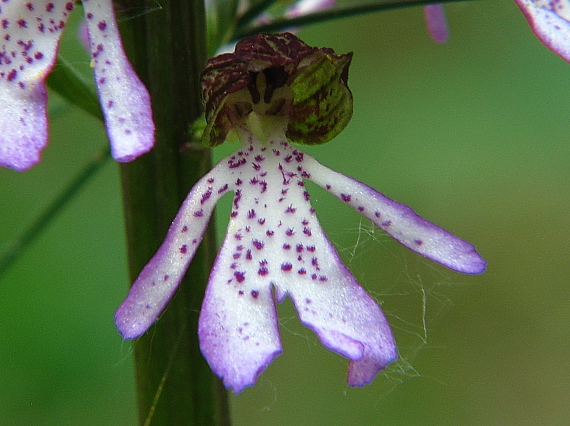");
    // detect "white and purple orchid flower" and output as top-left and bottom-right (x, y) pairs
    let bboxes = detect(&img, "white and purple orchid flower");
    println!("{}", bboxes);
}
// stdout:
(0, 0), (154, 171)
(515, 0), (570, 63)
(115, 33), (486, 393)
